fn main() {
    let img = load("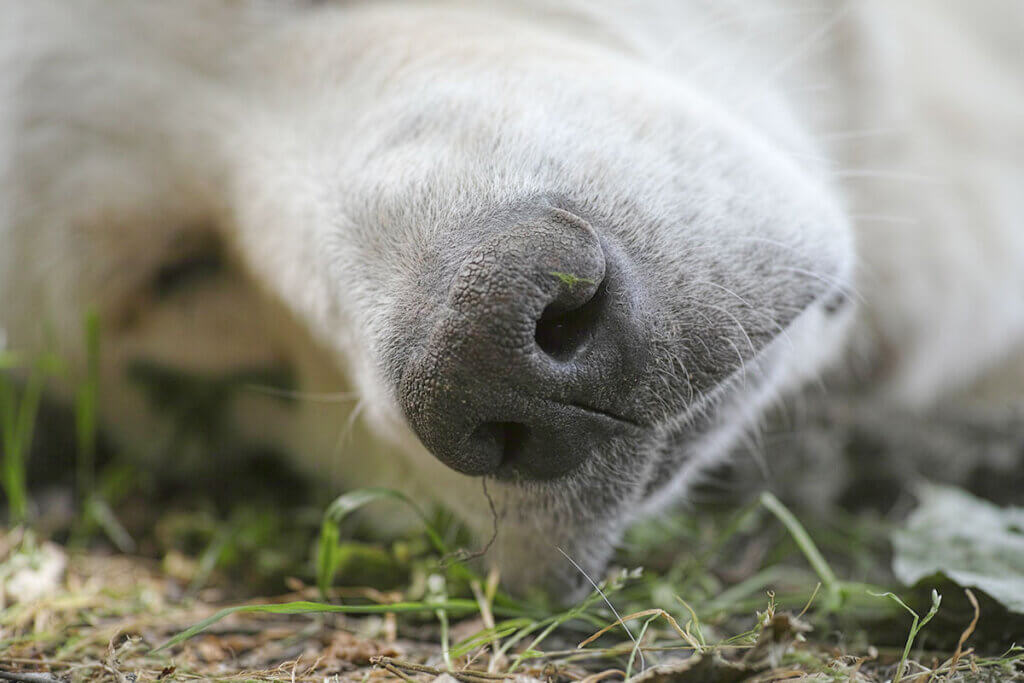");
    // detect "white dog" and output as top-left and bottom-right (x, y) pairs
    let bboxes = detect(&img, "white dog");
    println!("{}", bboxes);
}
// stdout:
(2, 0), (1022, 593)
